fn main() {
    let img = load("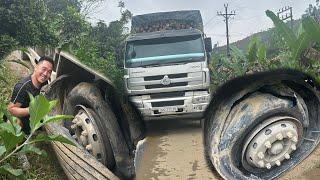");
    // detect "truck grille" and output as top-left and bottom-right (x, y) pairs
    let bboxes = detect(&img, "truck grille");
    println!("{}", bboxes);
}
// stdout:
(144, 73), (187, 81)
(145, 82), (188, 89)
(151, 100), (184, 107)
